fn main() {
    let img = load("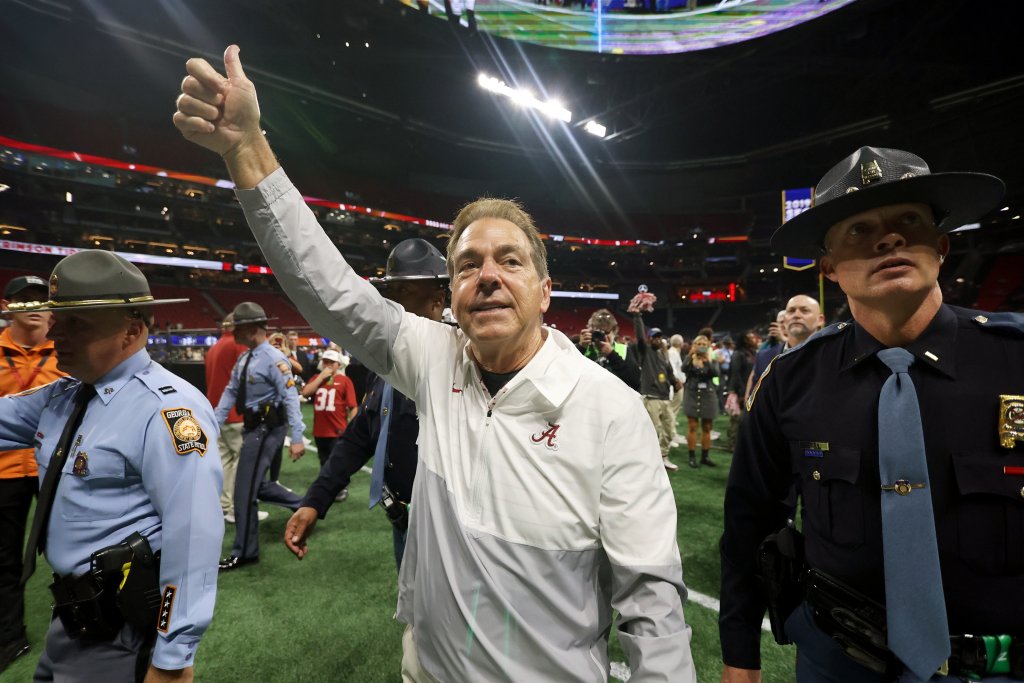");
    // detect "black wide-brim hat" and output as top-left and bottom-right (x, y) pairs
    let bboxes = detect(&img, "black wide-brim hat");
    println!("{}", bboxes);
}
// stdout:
(771, 146), (1005, 258)
(369, 238), (450, 284)
(8, 250), (188, 313)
